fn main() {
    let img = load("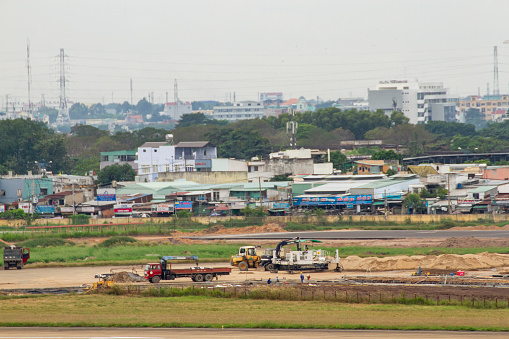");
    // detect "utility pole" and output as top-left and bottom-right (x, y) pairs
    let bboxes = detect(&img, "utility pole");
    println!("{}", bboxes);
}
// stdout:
(258, 176), (263, 212)
(494, 46), (500, 96)
(174, 79), (179, 121)
(447, 173), (452, 214)
(26, 39), (32, 115)
(130, 78), (133, 105)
